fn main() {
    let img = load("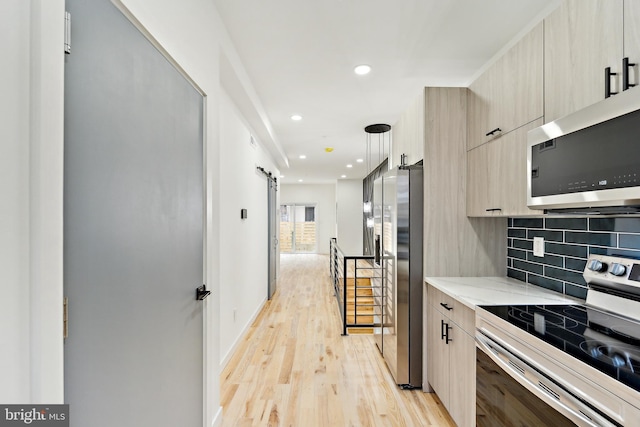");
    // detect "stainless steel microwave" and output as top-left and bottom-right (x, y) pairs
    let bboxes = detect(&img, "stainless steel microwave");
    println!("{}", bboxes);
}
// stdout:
(528, 86), (640, 213)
